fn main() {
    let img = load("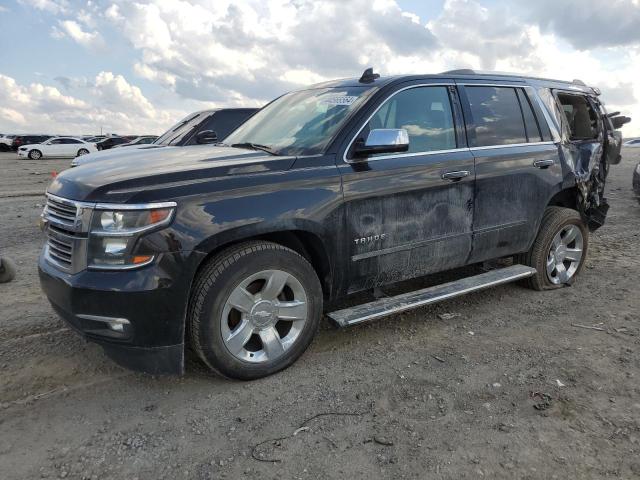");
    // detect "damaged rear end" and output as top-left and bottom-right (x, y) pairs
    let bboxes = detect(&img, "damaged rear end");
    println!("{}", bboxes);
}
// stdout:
(539, 83), (631, 230)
